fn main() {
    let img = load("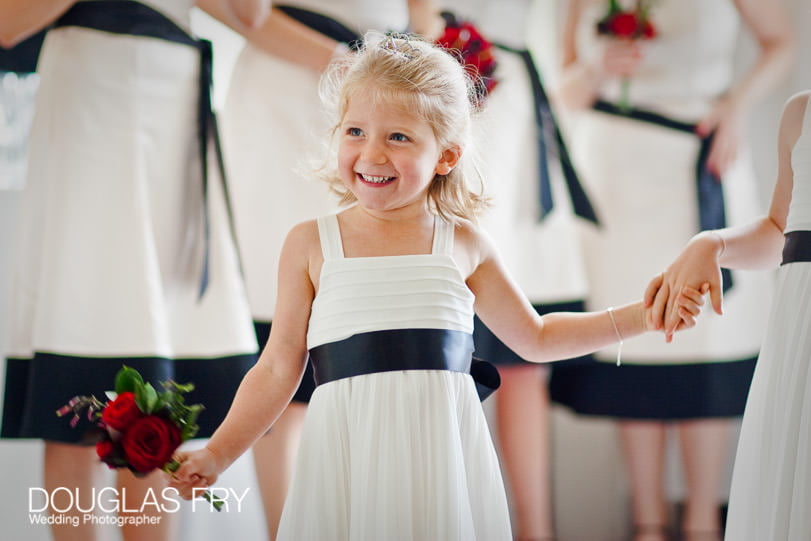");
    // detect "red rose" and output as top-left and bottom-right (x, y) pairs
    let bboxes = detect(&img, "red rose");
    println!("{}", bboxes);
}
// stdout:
(608, 12), (640, 37)
(121, 415), (182, 473)
(96, 439), (115, 460)
(641, 20), (656, 38)
(101, 392), (143, 431)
